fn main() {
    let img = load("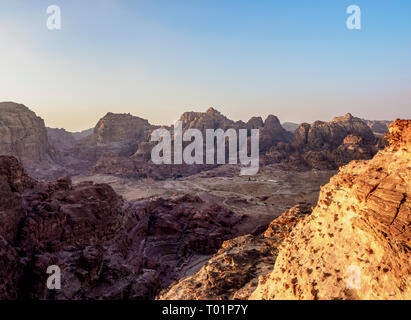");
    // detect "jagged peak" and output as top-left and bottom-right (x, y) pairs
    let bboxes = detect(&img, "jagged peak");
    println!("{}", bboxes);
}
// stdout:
(206, 107), (221, 114)
(331, 113), (358, 123)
